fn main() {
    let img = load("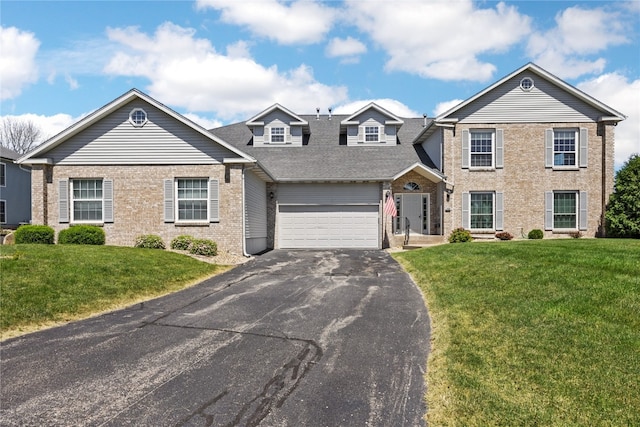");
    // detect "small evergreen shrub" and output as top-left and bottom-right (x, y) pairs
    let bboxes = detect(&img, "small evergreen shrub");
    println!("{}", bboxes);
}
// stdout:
(528, 229), (544, 240)
(495, 231), (514, 241)
(170, 235), (194, 250)
(134, 234), (166, 249)
(58, 225), (105, 245)
(448, 227), (473, 243)
(14, 225), (54, 244)
(188, 238), (217, 256)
